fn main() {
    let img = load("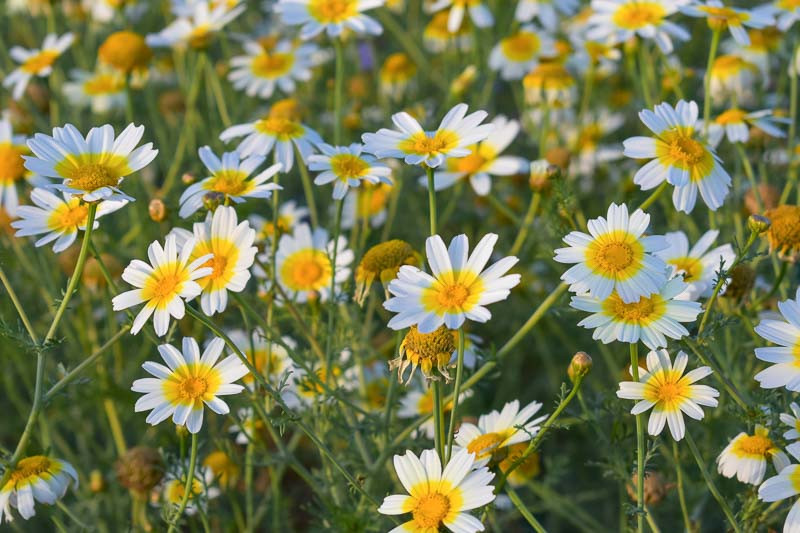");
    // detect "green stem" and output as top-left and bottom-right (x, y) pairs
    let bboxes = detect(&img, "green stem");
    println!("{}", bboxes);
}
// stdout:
(333, 39), (345, 145)
(671, 441), (692, 533)
(630, 343), (645, 533)
(445, 328), (466, 462)
(0, 265), (39, 344)
(684, 431), (742, 533)
(509, 191), (541, 256)
(499, 283), (568, 357)
(782, 38), (800, 204)
(735, 143), (762, 212)
(296, 145), (319, 228)
(432, 381), (445, 461)
(506, 486), (546, 533)
(324, 199), (345, 383)
(204, 55), (231, 127)
(426, 165), (437, 235)
(168, 432), (198, 533)
(703, 29), (721, 138)
(636, 181), (668, 212)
